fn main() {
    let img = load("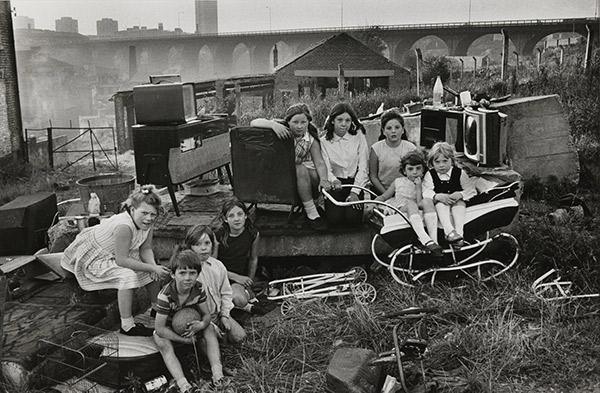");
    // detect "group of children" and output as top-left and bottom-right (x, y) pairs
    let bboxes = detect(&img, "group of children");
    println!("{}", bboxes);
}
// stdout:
(253, 103), (476, 253)
(61, 187), (259, 392)
(59, 102), (476, 392)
